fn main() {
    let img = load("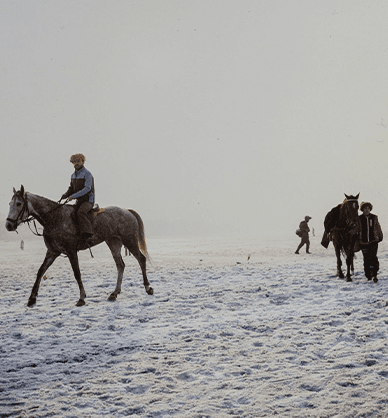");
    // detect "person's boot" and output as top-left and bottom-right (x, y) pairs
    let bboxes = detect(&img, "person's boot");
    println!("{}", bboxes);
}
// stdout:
(372, 268), (378, 283)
